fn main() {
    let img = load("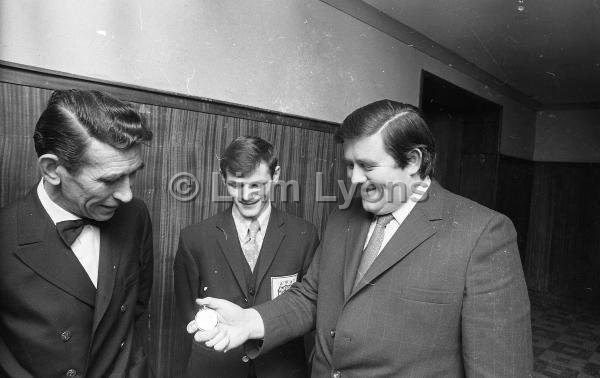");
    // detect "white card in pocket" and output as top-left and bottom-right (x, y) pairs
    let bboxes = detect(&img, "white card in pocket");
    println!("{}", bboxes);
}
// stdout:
(270, 273), (298, 299)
